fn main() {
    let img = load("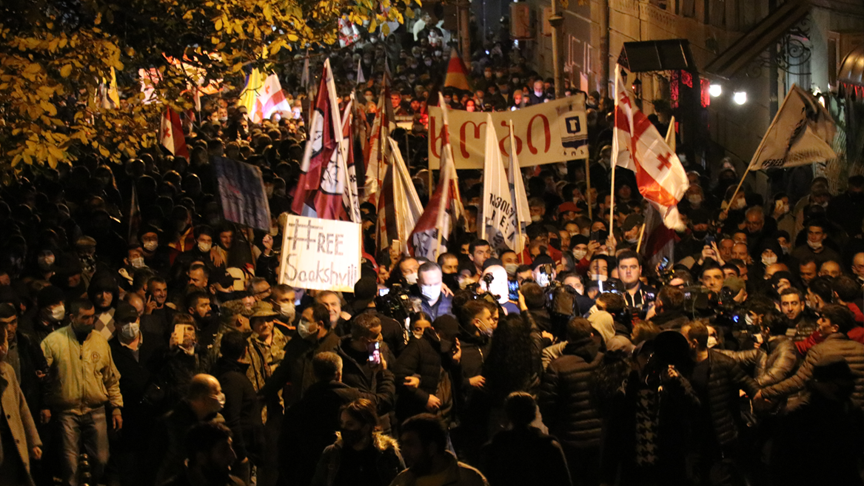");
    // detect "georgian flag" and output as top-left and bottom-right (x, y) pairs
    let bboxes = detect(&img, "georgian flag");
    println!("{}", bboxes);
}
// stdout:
(160, 109), (189, 159)
(612, 64), (689, 230)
